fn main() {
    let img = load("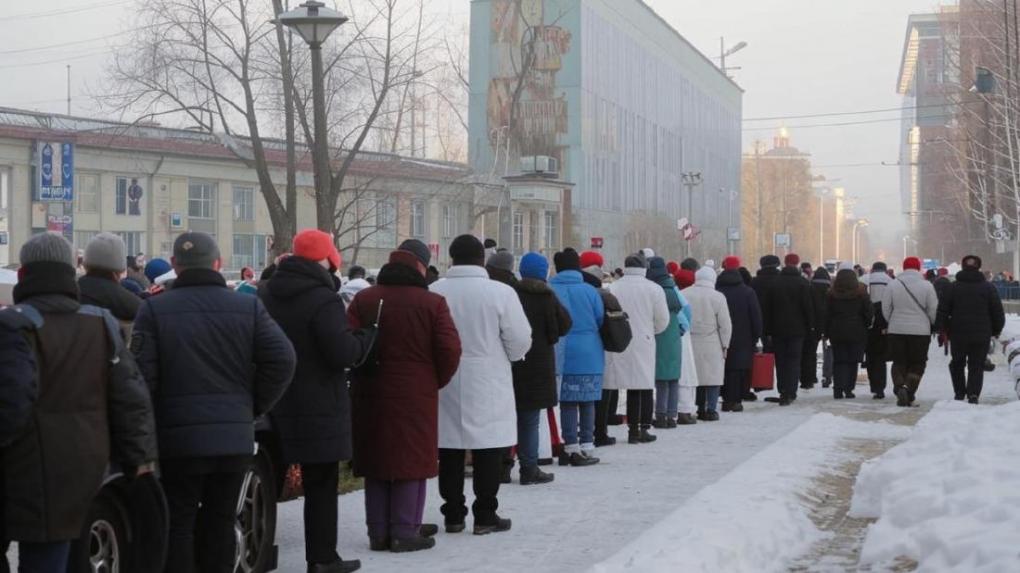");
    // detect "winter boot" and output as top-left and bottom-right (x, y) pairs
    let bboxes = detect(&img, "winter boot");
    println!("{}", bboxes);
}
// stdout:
(895, 386), (910, 407)
(703, 411), (720, 422)
(390, 535), (436, 553)
(967, 395), (980, 405)
(677, 413), (698, 425)
(520, 466), (555, 485)
(833, 388), (844, 400)
(721, 402), (734, 412)
(562, 452), (599, 466)
(594, 435), (617, 447)
(821, 377), (832, 389)
(445, 522), (466, 534)
(778, 396), (793, 406)
(308, 558), (362, 573)
(844, 390), (856, 399)
(652, 414), (670, 429)
(638, 427), (657, 443)
(369, 537), (389, 552)
(628, 426), (641, 444)
(742, 391), (759, 402)
(473, 517), (512, 535)
(420, 524), (439, 538)
(872, 391), (885, 400)
(667, 416), (678, 428)
(696, 410), (708, 421)
(730, 402), (744, 412)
